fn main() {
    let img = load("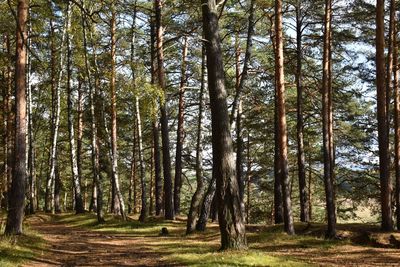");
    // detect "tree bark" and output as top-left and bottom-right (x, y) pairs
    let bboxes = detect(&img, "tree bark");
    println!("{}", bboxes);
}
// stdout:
(155, 0), (174, 220)
(202, 0), (247, 250)
(186, 46), (206, 234)
(174, 36), (188, 215)
(5, 0), (28, 235)
(275, 0), (295, 235)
